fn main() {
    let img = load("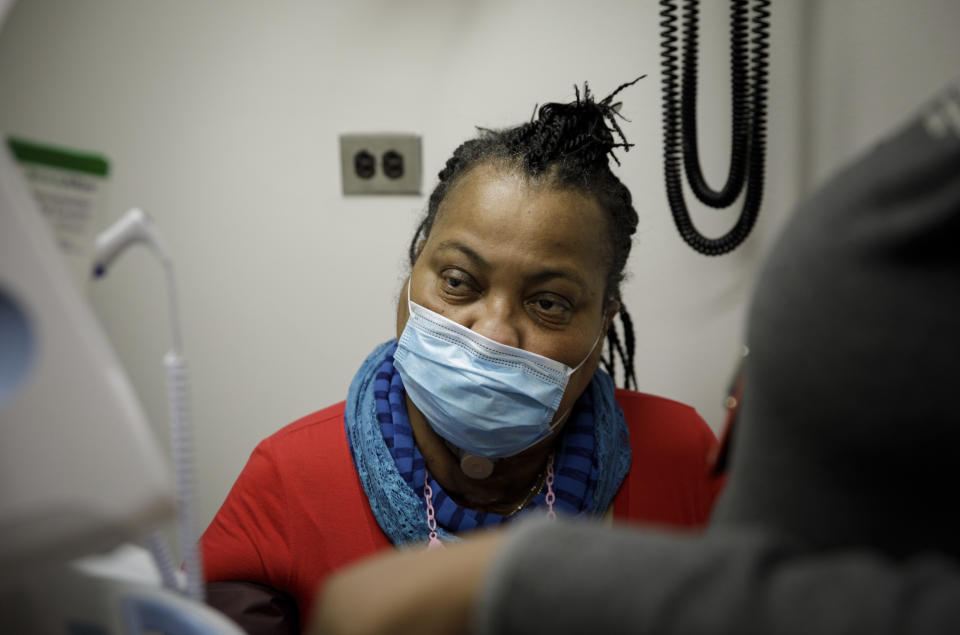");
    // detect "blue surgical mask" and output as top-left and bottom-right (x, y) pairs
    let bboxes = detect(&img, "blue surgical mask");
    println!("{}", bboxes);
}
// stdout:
(394, 282), (603, 459)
